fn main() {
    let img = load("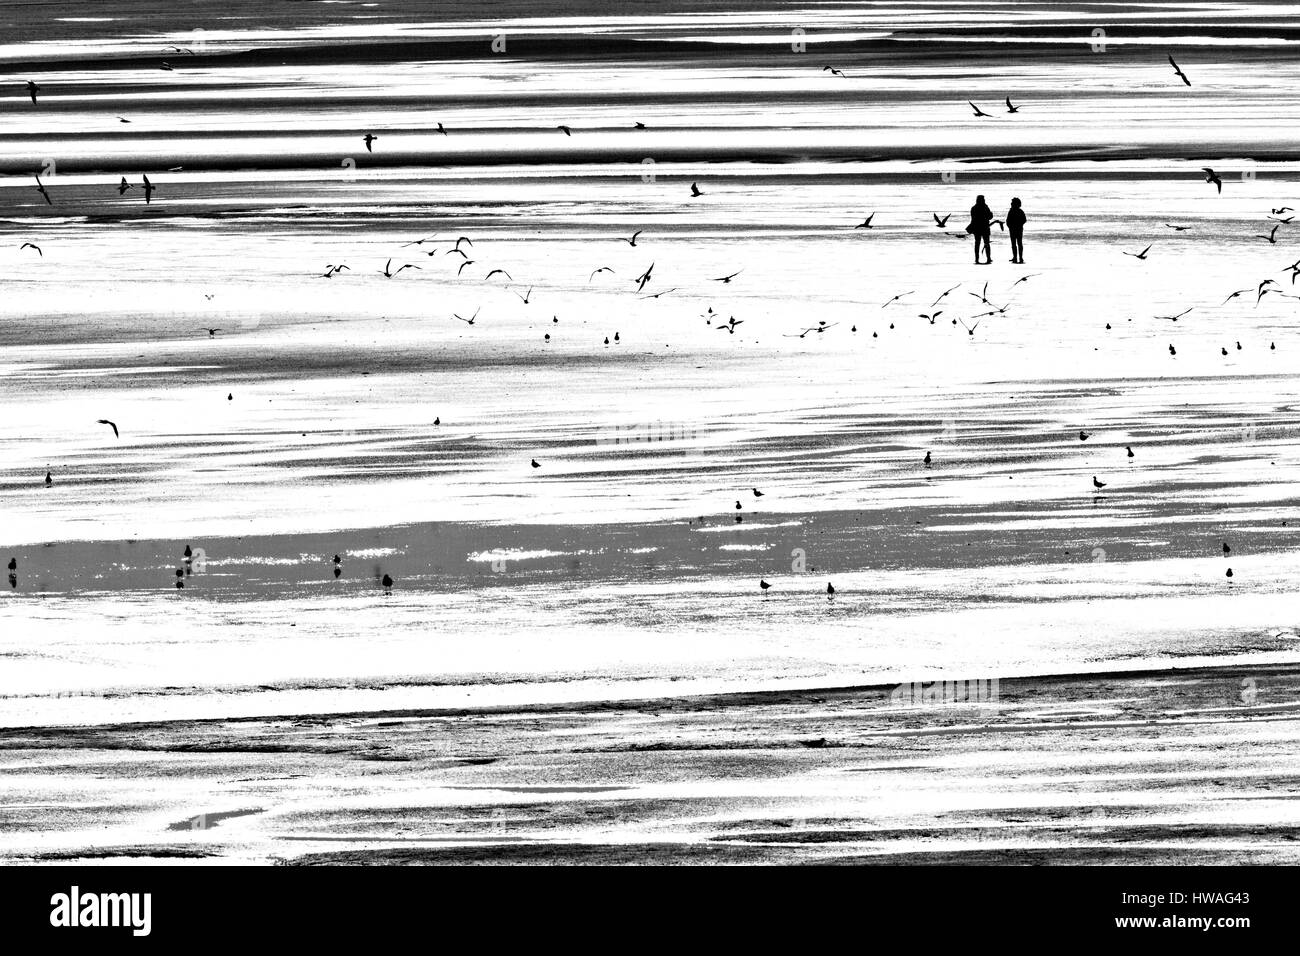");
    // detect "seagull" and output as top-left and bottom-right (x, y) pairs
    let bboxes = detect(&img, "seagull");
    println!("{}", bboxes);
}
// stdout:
(1011, 273), (1041, 287)
(919, 311), (943, 324)
(932, 284), (960, 306)
(446, 247), (470, 260)
(634, 263), (654, 293)
(531, 459), (540, 468)
(924, 451), (932, 467)
(320, 264), (349, 278)
(1155, 307), (1192, 321)
(456, 259), (476, 276)
(362, 133), (377, 152)
(958, 317), (982, 336)
(717, 317), (744, 334)
(1005, 96), (1020, 113)
(933, 213), (952, 227)
(968, 101), (991, 117)
(759, 579), (771, 593)
(19, 242), (41, 256)
(1223, 542), (1231, 555)
(512, 286), (533, 304)
(967, 282), (991, 305)
(785, 321), (837, 338)
(621, 230), (643, 246)
(1122, 244), (1153, 260)
(197, 327), (221, 337)
(97, 419), (119, 438)
(712, 271), (743, 284)
(881, 291), (912, 308)
(1256, 224), (1280, 244)
(556, 125), (572, 136)
(1092, 476), (1107, 490)
(34, 174), (52, 205)
(141, 174), (155, 204)
(639, 287), (677, 300)
(1257, 279), (1278, 305)
(45, 470), (52, 487)
(1272, 207), (1294, 215)
(690, 183), (702, 197)
(854, 213), (875, 229)
(1164, 223), (1191, 231)
(380, 259), (420, 278)
(485, 269), (512, 281)
(117, 177), (134, 196)
(1079, 430), (1091, 441)
(752, 488), (764, 498)
(1168, 54), (1191, 86)
(1169, 344), (1177, 356)
(826, 582), (835, 596)
(1126, 446), (1135, 458)
(436, 123), (448, 135)
(401, 235), (439, 248)
(26, 80), (39, 103)
(1221, 288), (1253, 304)
(589, 267), (614, 281)
(823, 66), (845, 77)
(381, 573), (393, 589)
(453, 308), (480, 325)
(1202, 167), (1222, 193)
(453, 237), (474, 252)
